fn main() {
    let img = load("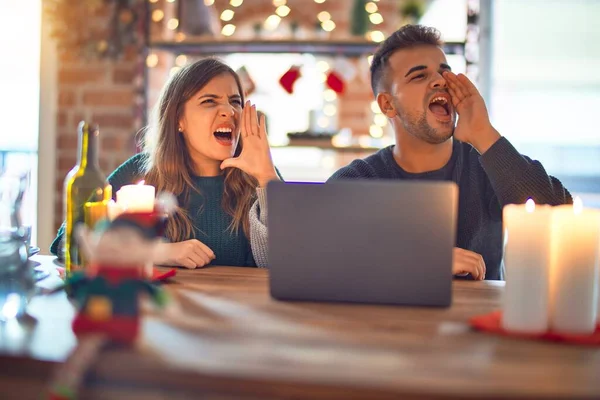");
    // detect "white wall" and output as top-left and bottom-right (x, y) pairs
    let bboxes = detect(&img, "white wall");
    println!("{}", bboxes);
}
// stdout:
(0, 0), (45, 246)
(38, 2), (58, 254)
